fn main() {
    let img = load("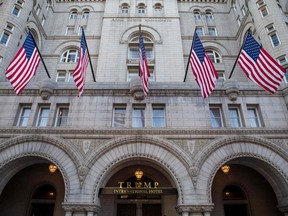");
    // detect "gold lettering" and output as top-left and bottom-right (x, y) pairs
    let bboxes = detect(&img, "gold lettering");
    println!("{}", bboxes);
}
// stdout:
(154, 181), (159, 188)
(127, 182), (132, 188)
(144, 182), (152, 188)
(135, 182), (142, 188)
(118, 182), (124, 189)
